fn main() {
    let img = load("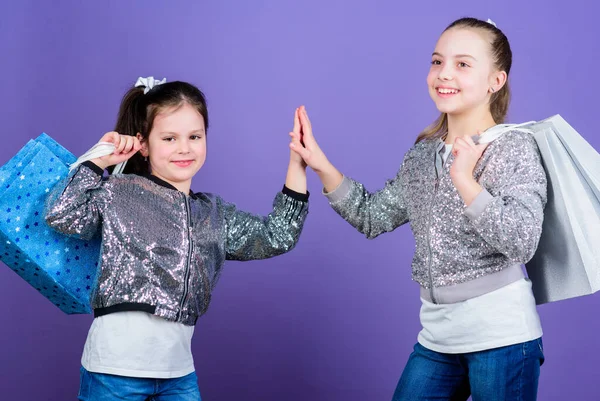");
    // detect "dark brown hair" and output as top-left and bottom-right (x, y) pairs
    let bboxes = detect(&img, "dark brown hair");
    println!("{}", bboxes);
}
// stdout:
(110, 80), (209, 175)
